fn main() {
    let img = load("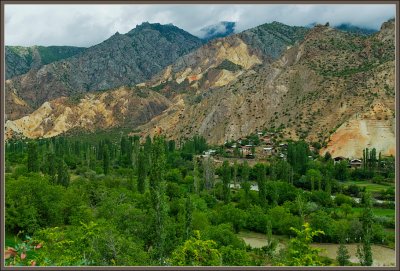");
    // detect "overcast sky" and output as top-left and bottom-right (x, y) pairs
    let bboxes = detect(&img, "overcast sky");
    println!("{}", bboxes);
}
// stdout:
(5, 4), (396, 47)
